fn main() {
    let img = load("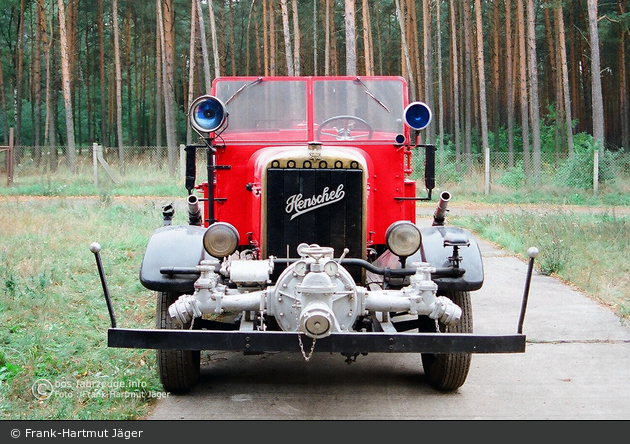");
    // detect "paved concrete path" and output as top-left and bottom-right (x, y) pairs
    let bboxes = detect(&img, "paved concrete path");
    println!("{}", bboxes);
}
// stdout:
(146, 236), (630, 420)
